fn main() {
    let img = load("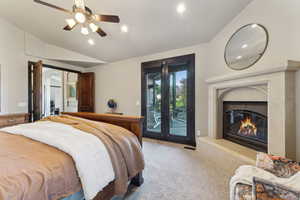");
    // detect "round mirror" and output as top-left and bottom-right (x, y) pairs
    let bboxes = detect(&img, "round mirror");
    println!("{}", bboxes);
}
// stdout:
(225, 24), (268, 70)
